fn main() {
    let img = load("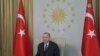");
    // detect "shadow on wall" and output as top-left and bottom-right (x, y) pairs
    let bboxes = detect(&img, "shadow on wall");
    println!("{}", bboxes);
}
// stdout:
(52, 38), (79, 56)
(63, 43), (79, 56)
